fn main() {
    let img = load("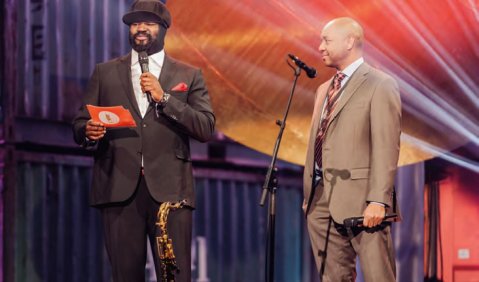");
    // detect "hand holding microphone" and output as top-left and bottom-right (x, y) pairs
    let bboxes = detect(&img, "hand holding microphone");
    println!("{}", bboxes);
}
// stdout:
(343, 214), (398, 228)
(362, 203), (388, 227)
(138, 51), (165, 103)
